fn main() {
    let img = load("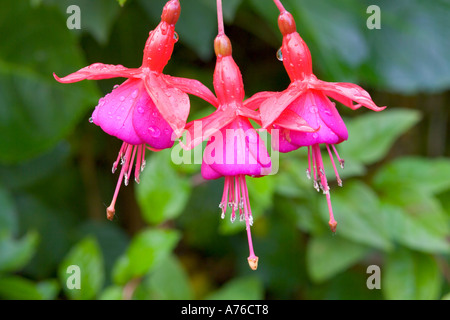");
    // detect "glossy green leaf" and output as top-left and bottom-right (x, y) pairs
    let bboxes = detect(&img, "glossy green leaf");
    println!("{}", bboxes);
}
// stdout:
(43, 0), (121, 44)
(306, 234), (371, 283)
(373, 156), (450, 195)
(206, 276), (264, 300)
(340, 108), (421, 168)
(0, 1), (99, 163)
(380, 202), (449, 254)
(319, 181), (392, 251)
(136, 150), (191, 225)
(383, 248), (442, 300)
(58, 236), (105, 300)
(135, 254), (193, 300)
(112, 228), (180, 285)
(0, 231), (39, 273)
(0, 276), (44, 300)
